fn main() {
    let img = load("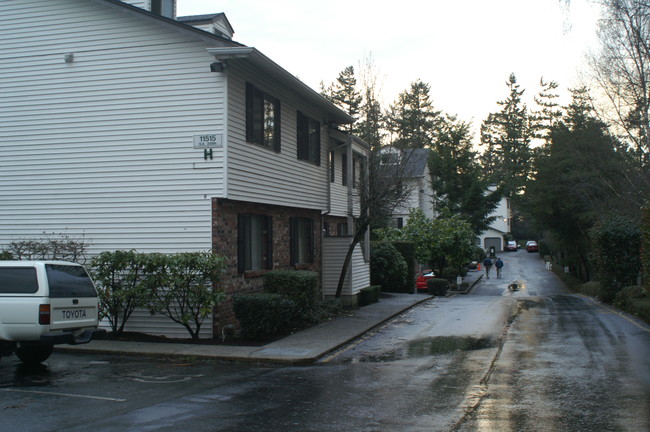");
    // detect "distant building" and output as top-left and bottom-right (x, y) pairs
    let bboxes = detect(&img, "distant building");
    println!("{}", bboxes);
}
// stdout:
(478, 185), (511, 252)
(382, 148), (434, 227)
